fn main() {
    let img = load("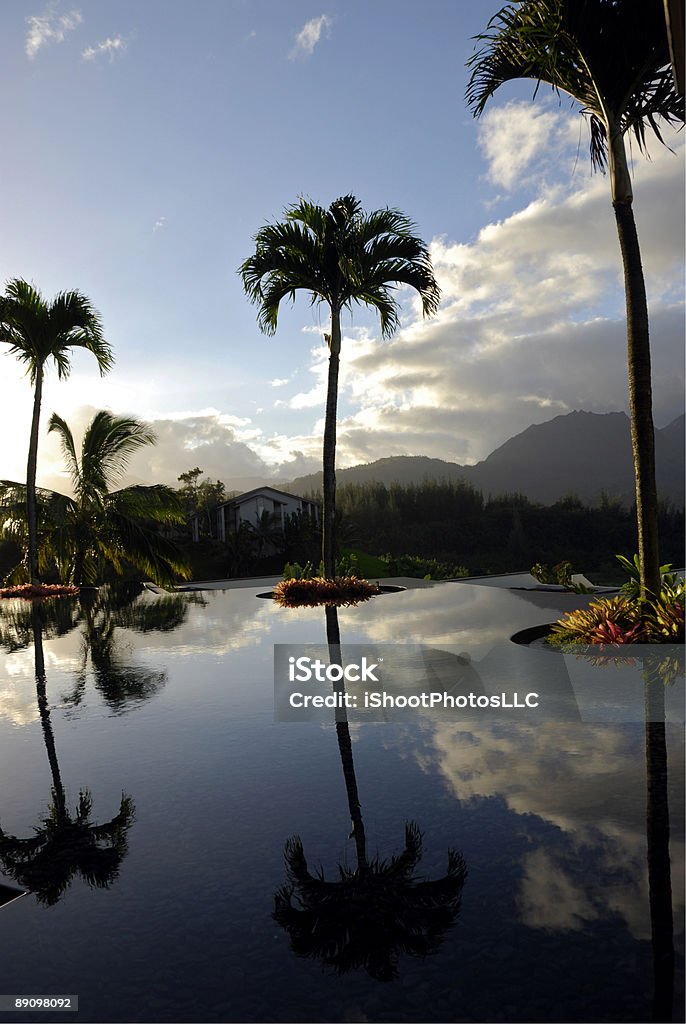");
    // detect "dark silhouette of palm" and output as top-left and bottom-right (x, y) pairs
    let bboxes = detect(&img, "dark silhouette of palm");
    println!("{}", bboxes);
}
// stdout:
(274, 606), (467, 981)
(274, 823), (467, 982)
(0, 605), (135, 905)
